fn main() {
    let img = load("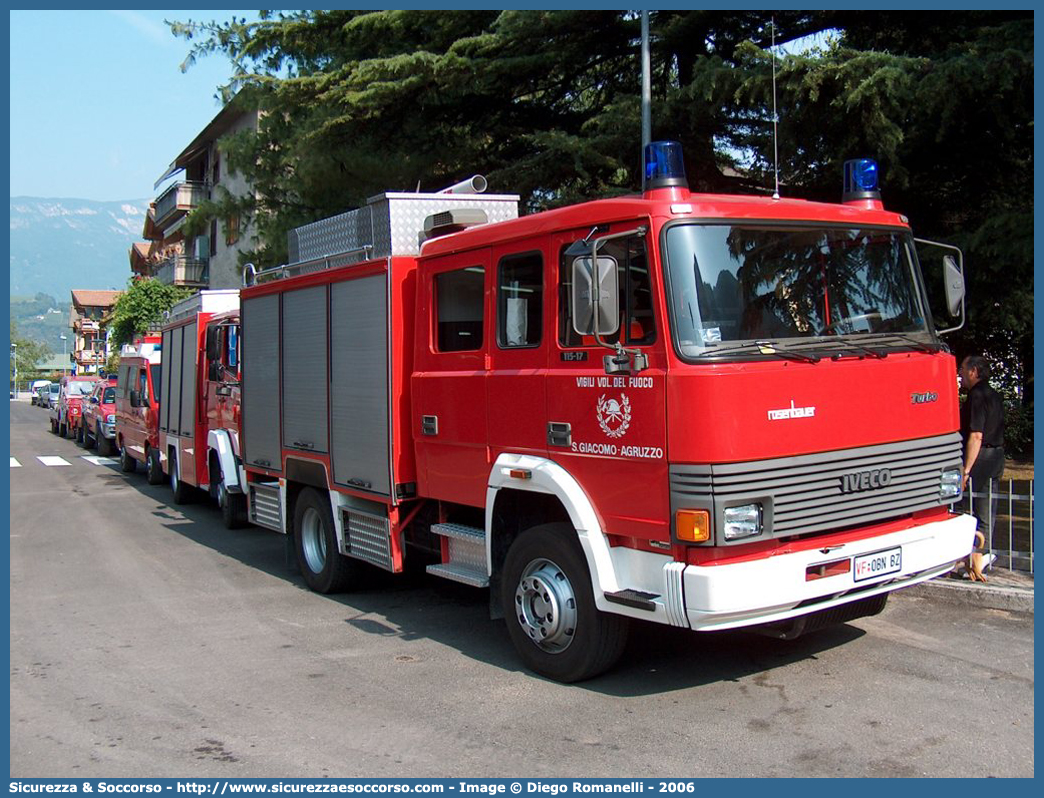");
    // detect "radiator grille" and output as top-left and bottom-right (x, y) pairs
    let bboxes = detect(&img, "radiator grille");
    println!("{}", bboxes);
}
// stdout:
(670, 433), (962, 544)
